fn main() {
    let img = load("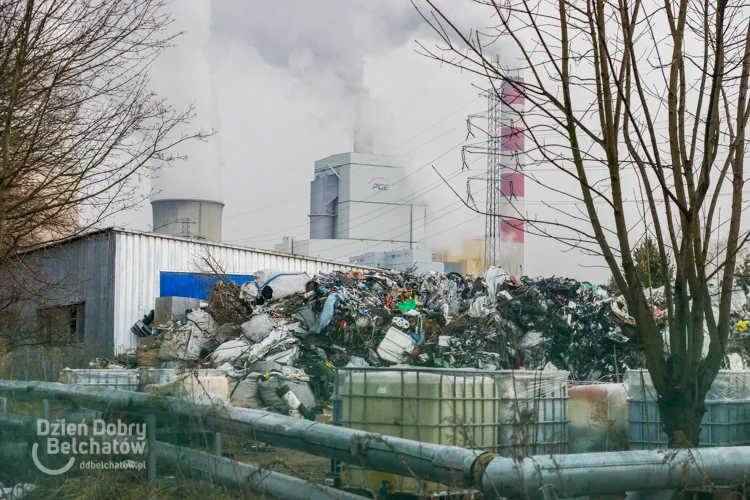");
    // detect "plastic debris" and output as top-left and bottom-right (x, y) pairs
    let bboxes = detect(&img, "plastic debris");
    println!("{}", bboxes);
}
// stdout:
(377, 327), (416, 364)
(0, 483), (36, 500)
(241, 313), (276, 343)
(113, 264), (750, 419)
(397, 298), (417, 311)
(310, 292), (347, 333)
(240, 270), (312, 303)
